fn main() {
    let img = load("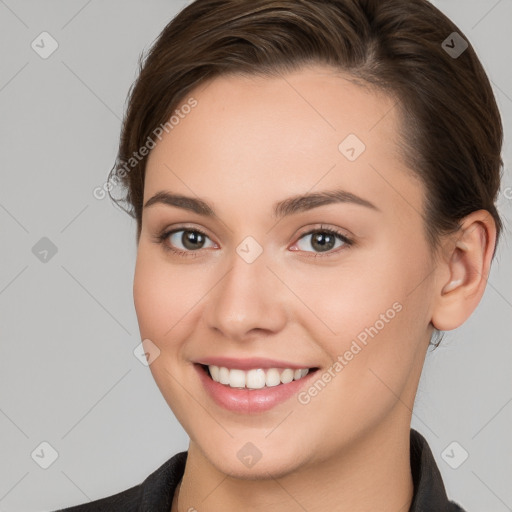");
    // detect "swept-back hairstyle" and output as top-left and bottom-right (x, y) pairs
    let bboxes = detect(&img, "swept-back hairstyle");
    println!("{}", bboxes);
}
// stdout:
(108, 0), (504, 344)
